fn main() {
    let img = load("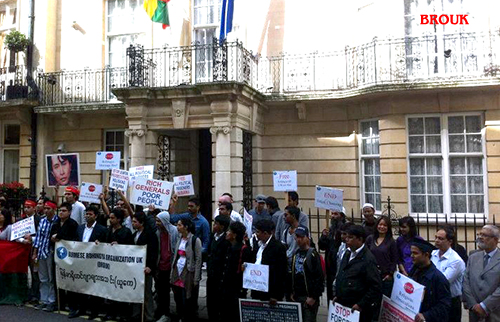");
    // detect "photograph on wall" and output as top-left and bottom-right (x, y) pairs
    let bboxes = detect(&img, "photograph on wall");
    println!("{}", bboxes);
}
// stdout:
(46, 153), (81, 187)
